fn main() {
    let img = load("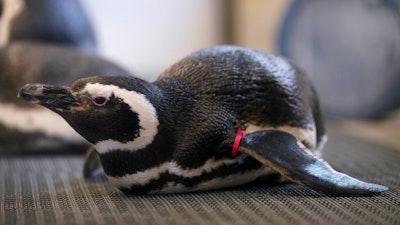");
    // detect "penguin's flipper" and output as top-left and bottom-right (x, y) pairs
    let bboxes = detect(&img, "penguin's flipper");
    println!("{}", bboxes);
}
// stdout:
(83, 146), (108, 182)
(235, 130), (388, 196)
